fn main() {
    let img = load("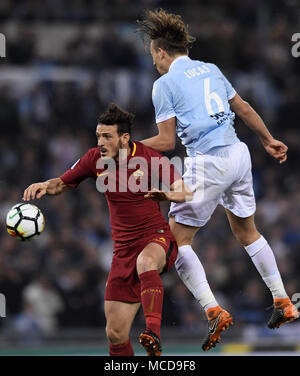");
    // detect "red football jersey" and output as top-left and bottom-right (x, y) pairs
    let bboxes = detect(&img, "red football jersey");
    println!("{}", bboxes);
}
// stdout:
(60, 141), (181, 242)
